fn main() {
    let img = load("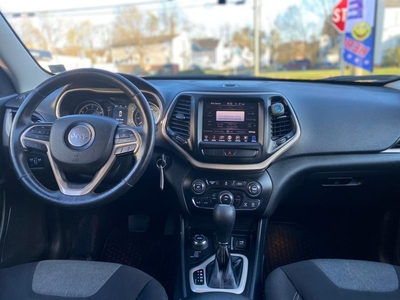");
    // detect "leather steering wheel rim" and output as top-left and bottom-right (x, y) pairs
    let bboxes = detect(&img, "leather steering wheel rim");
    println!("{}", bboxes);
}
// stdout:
(9, 68), (155, 209)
